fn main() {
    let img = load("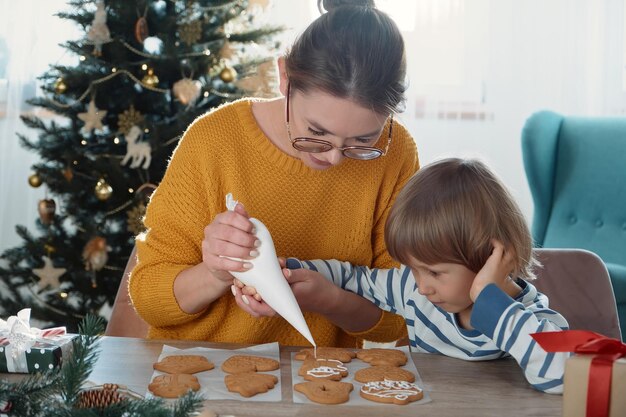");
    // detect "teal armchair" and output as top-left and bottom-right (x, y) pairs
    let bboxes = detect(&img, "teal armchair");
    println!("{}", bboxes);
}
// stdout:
(522, 110), (626, 341)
